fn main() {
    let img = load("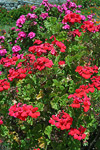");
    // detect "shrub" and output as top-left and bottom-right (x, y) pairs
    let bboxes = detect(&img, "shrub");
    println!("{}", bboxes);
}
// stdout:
(0, 0), (100, 149)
